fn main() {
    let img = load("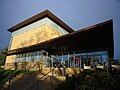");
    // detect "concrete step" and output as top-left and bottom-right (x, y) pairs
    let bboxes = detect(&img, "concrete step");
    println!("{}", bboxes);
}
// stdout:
(2, 71), (59, 90)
